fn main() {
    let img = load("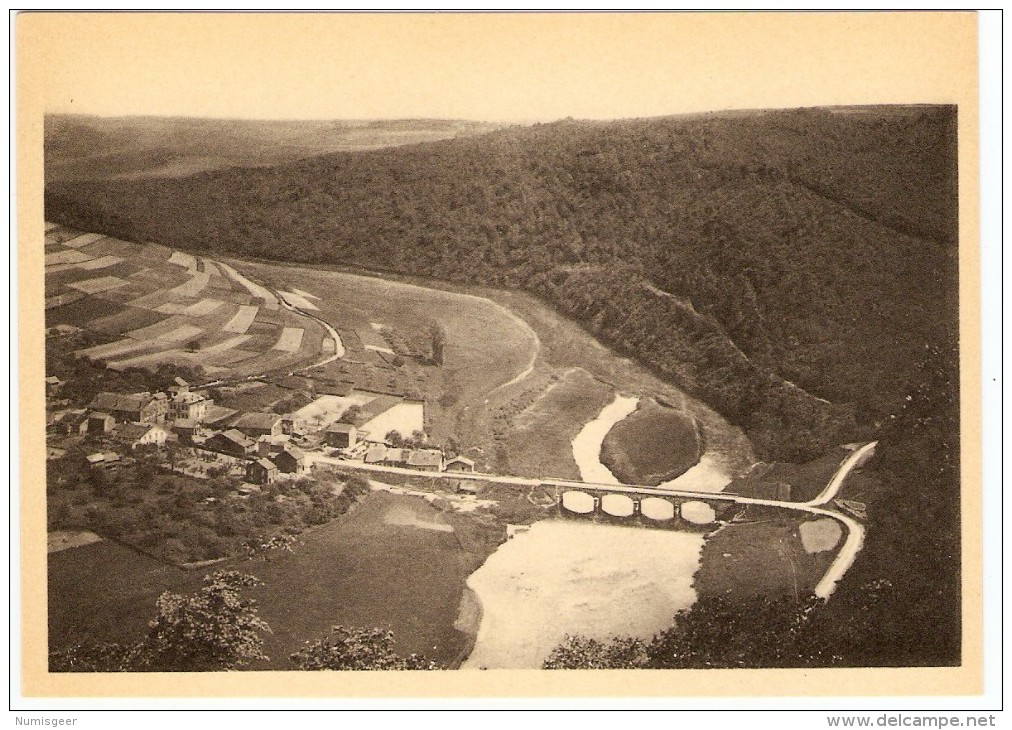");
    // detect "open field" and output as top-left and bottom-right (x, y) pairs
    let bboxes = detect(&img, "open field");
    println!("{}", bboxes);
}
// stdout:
(49, 490), (503, 667)
(48, 539), (190, 651)
(226, 259), (756, 482)
(694, 515), (838, 602)
(228, 259), (539, 448)
(600, 398), (702, 486)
